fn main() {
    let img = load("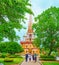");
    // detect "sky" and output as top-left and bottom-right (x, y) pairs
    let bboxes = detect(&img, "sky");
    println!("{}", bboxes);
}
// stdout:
(18, 0), (59, 42)
(4, 0), (59, 42)
(31, 0), (59, 16)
